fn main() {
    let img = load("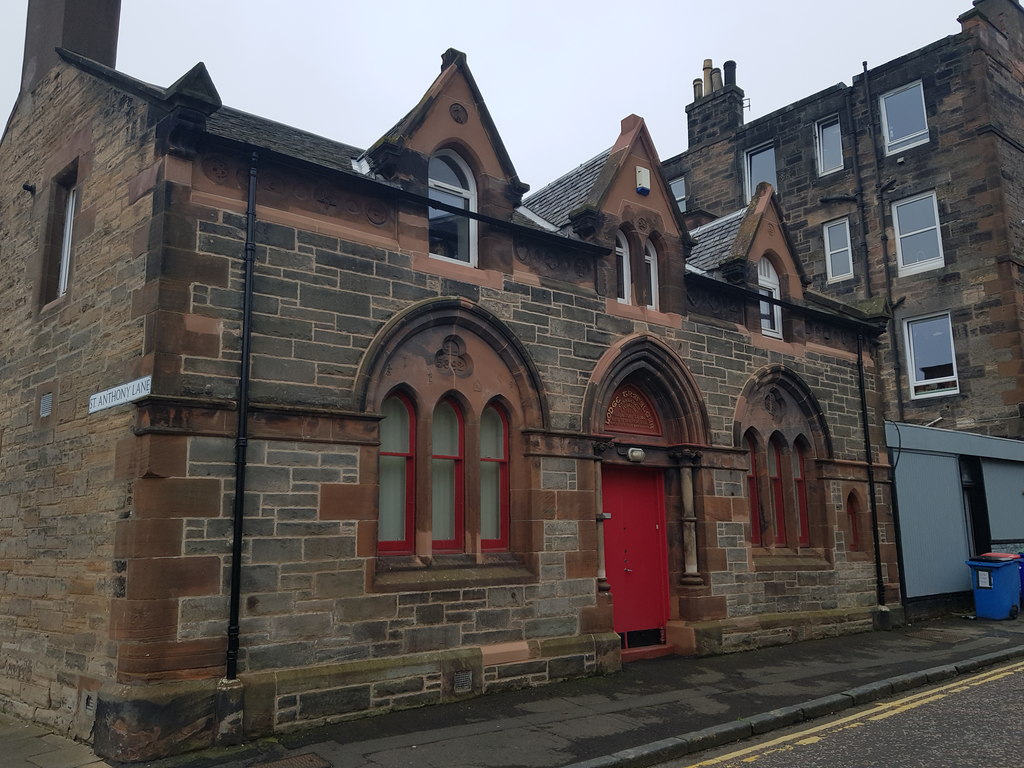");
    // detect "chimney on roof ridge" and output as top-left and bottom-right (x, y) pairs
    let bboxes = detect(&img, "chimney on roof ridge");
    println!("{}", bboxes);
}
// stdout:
(21, 0), (121, 94)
